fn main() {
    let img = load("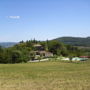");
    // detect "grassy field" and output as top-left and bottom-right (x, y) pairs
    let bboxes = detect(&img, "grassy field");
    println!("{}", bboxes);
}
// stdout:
(0, 60), (90, 90)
